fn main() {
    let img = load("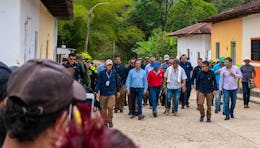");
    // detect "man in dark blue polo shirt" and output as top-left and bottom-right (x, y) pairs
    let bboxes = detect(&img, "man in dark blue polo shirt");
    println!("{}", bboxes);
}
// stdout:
(196, 61), (217, 122)
(96, 59), (120, 128)
(179, 54), (193, 108)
